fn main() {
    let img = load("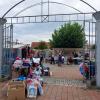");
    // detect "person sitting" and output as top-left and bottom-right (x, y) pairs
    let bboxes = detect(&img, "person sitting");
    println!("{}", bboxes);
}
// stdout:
(67, 56), (73, 64)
